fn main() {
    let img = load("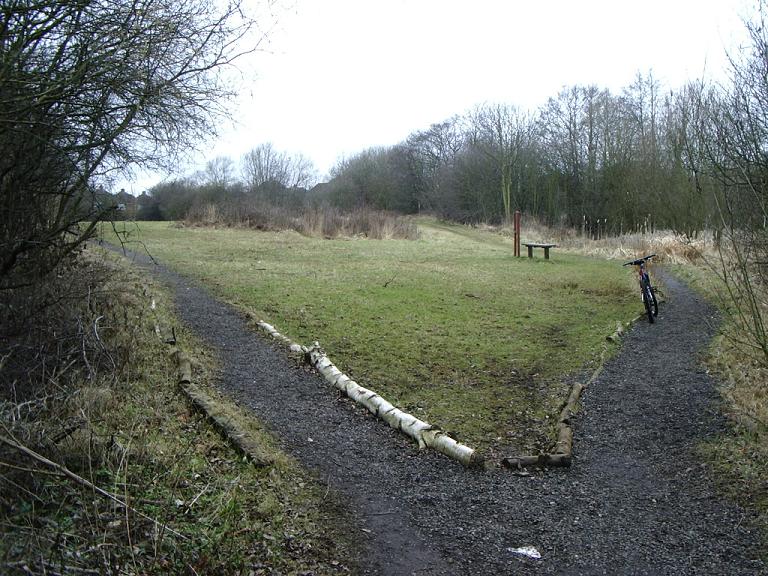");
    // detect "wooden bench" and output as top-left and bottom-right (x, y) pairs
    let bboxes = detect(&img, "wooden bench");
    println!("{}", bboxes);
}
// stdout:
(522, 242), (557, 259)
